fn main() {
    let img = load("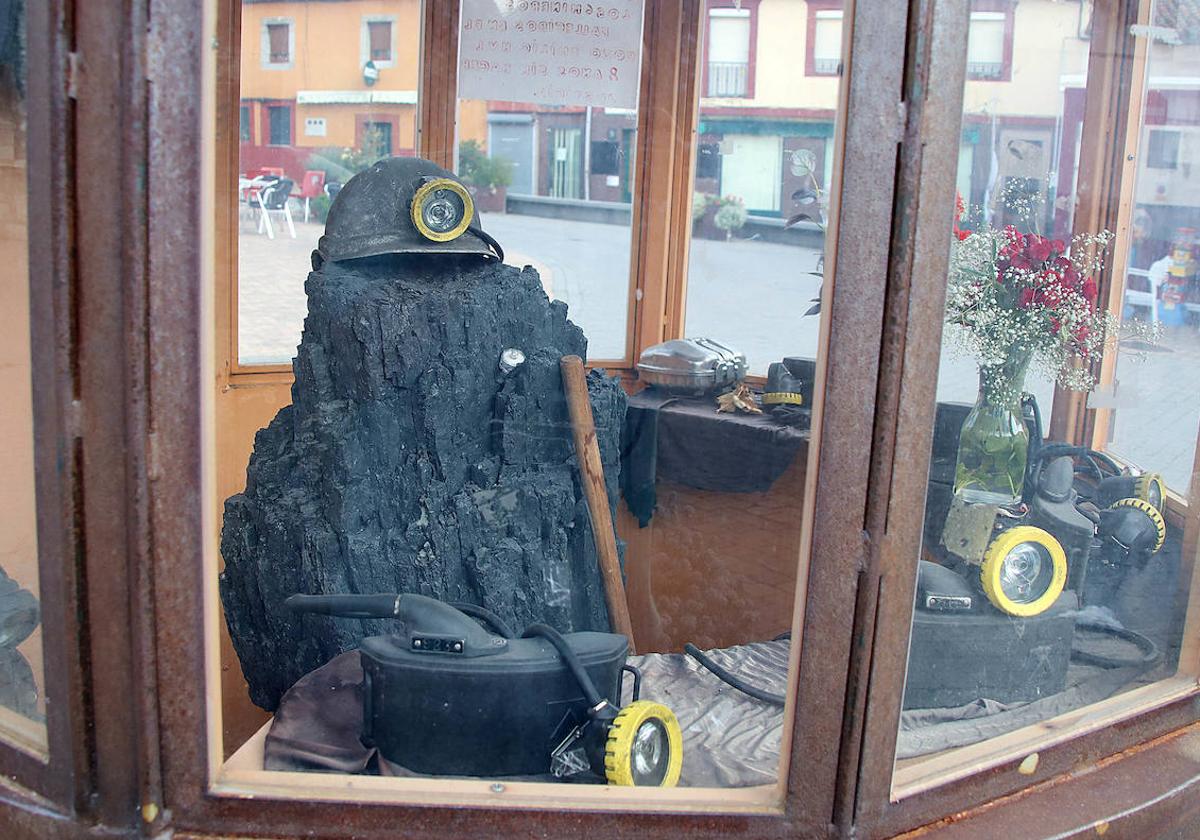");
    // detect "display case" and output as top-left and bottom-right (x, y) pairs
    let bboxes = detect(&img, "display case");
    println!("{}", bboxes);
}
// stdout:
(3, 0), (1200, 837)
